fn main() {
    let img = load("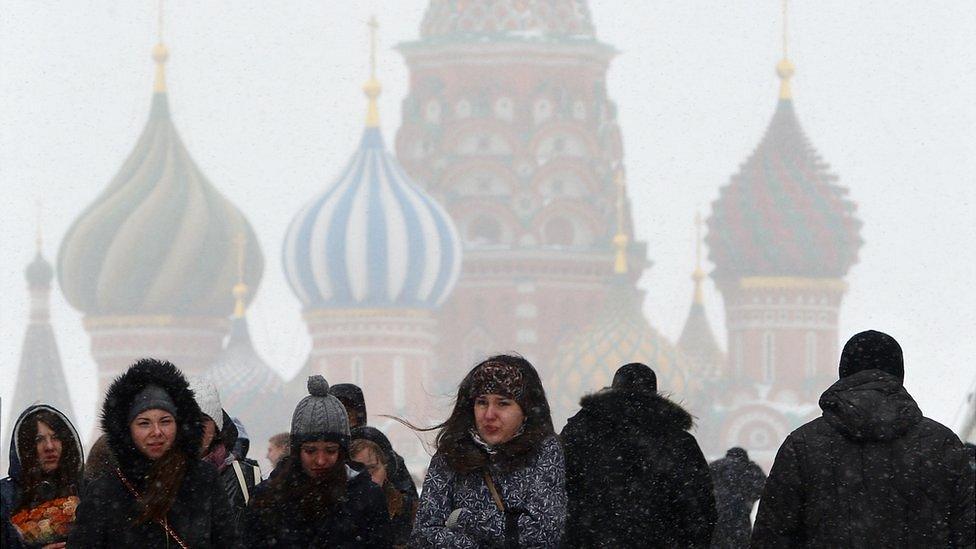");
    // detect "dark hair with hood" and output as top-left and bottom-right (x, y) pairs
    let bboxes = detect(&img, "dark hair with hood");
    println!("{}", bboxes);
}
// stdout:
(329, 383), (367, 427)
(839, 330), (904, 382)
(101, 358), (203, 523)
(8, 405), (84, 512)
(398, 354), (555, 474)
